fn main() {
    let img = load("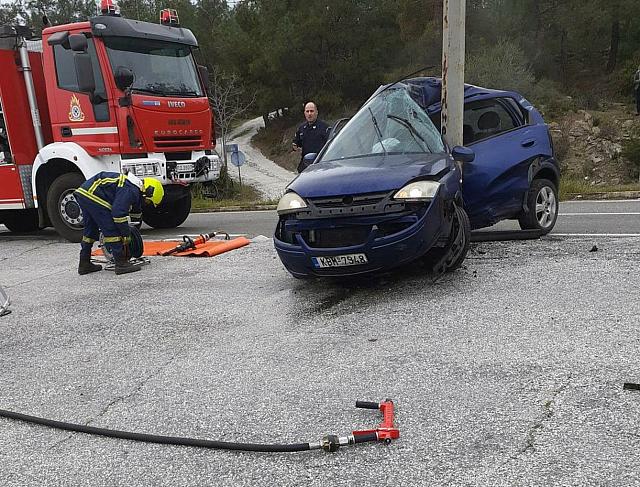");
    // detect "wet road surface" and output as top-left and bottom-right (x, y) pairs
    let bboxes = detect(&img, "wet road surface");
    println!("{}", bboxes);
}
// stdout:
(0, 222), (639, 485)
